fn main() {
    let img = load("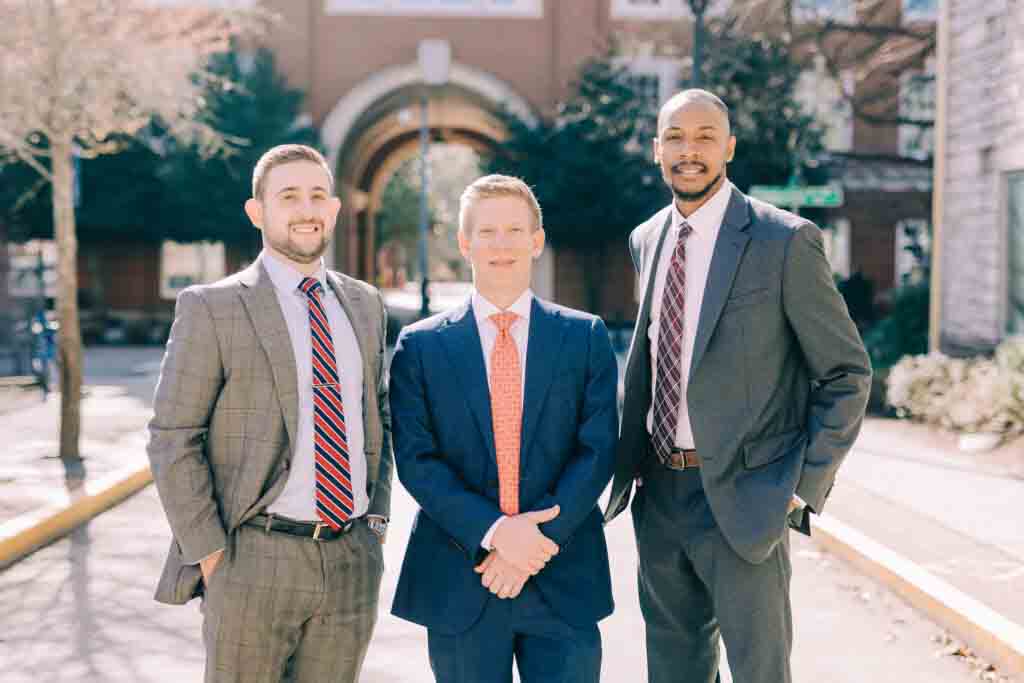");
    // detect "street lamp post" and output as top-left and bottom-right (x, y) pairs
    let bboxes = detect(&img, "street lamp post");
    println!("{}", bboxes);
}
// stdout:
(417, 39), (451, 318)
